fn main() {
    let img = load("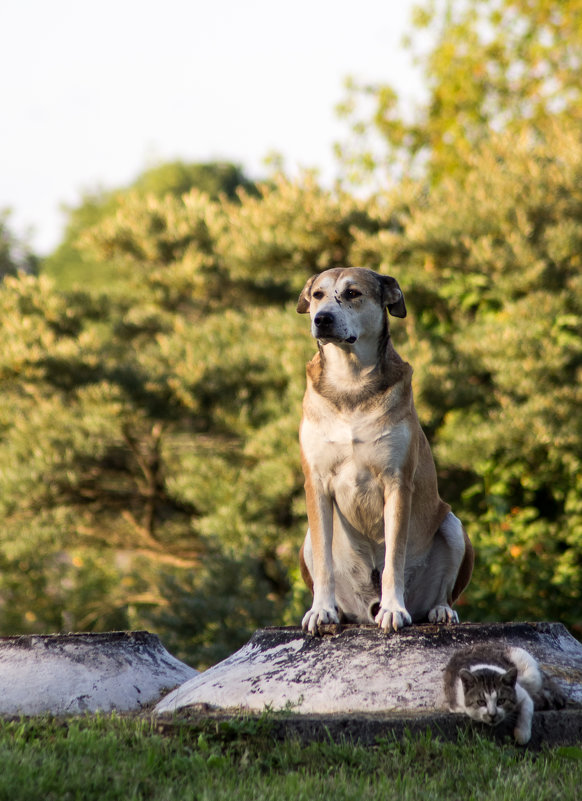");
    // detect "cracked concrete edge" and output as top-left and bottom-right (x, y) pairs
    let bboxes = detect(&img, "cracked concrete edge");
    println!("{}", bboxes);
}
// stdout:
(154, 706), (582, 750)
